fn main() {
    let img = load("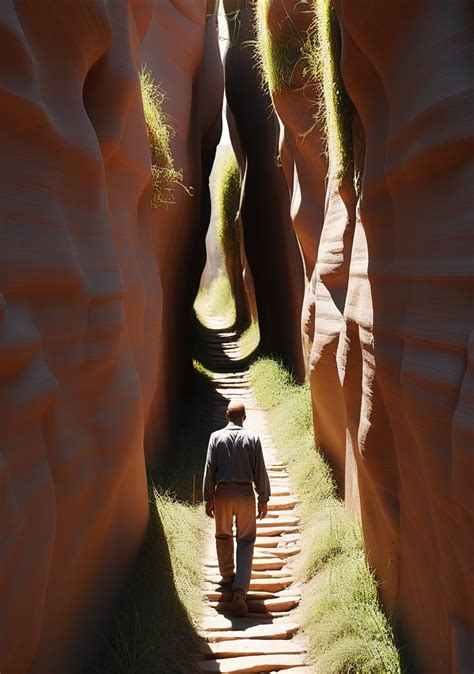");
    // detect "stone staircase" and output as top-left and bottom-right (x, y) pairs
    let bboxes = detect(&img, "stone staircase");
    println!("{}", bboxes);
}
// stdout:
(197, 321), (312, 673)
